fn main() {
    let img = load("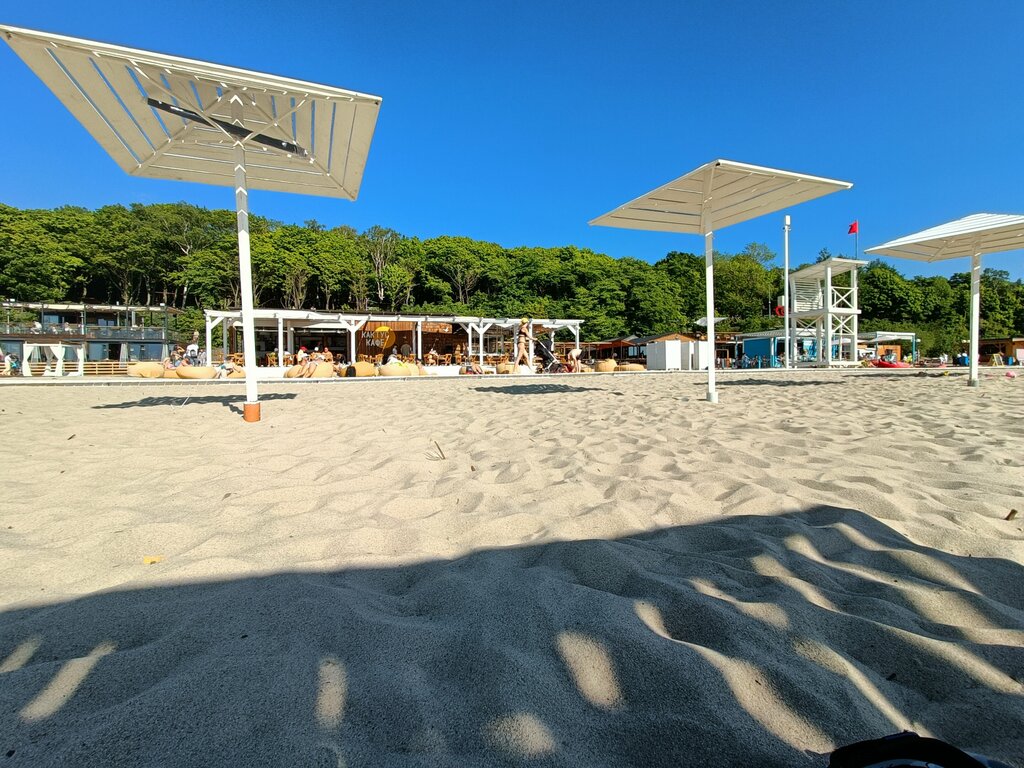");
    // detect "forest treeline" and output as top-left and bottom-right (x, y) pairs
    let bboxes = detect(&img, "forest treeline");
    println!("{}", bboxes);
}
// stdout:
(1, 201), (1022, 354)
